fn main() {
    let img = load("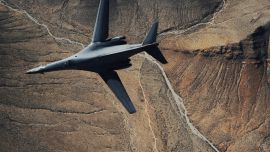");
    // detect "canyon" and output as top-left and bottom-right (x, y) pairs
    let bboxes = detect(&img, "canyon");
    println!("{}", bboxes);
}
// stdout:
(0, 0), (269, 151)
